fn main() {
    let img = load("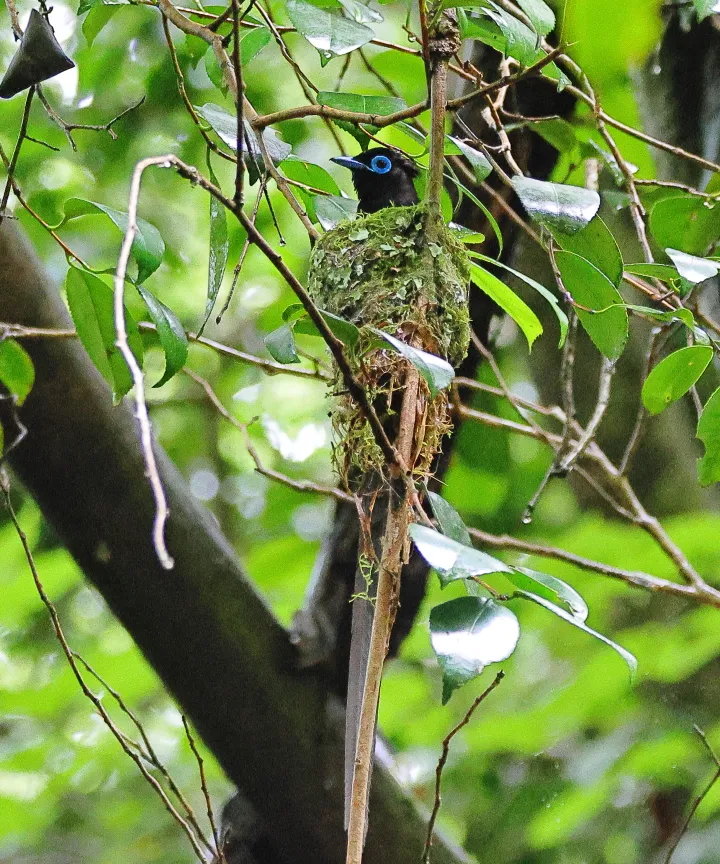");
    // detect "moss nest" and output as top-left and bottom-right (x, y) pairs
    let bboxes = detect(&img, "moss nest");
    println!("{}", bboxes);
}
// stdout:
(308, 204), (471, 367)
(308, 204), (471, 480)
